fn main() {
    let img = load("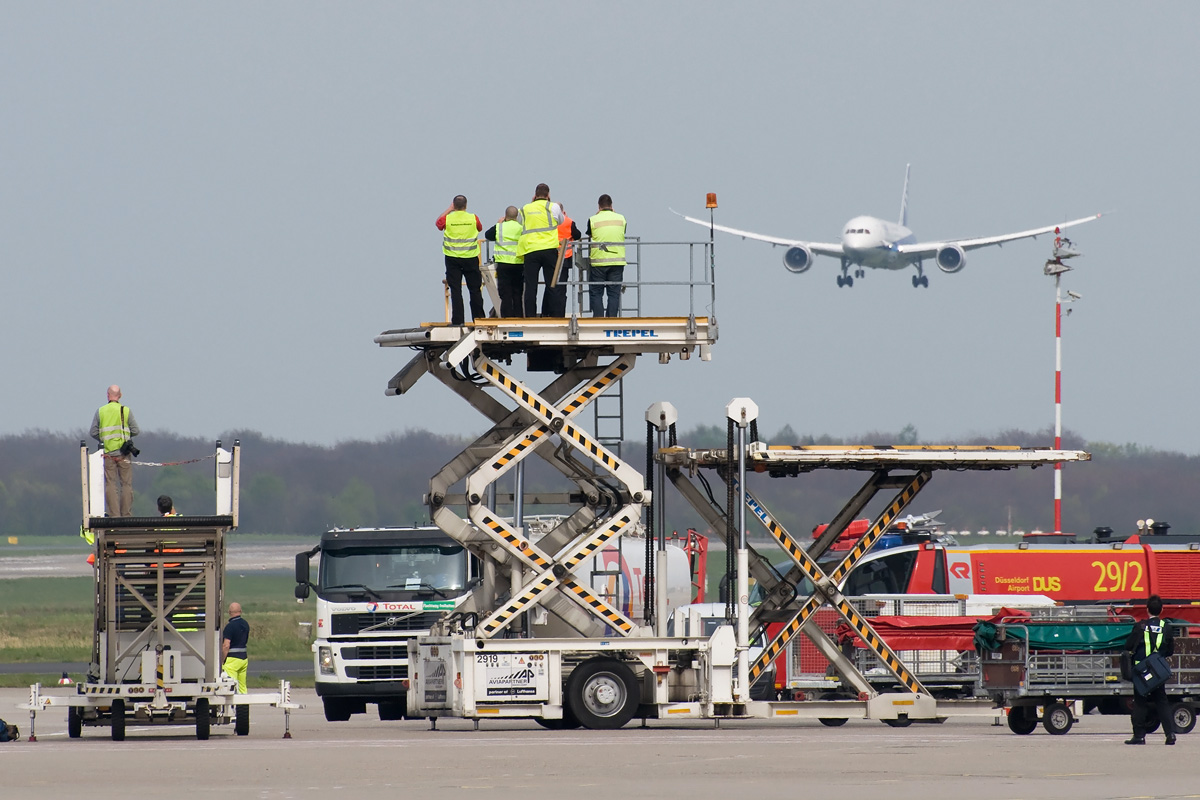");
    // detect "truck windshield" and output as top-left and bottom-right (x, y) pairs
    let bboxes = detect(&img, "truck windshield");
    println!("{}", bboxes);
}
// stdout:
(319, 544), (467, 597)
